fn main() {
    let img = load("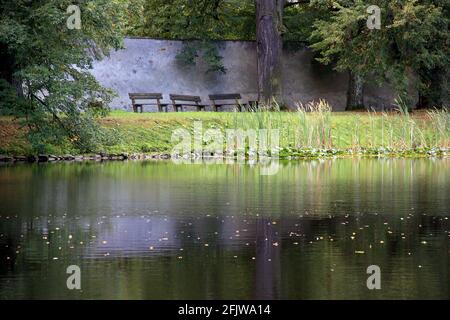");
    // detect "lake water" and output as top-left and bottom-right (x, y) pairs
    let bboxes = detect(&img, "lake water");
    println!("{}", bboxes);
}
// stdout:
(0, 158), (449, 299)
